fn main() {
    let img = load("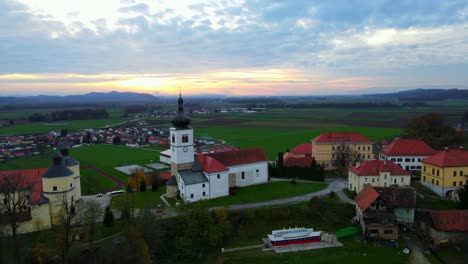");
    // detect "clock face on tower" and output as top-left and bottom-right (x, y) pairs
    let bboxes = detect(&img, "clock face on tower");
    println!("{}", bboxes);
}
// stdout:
(183, 146), (188, 152)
